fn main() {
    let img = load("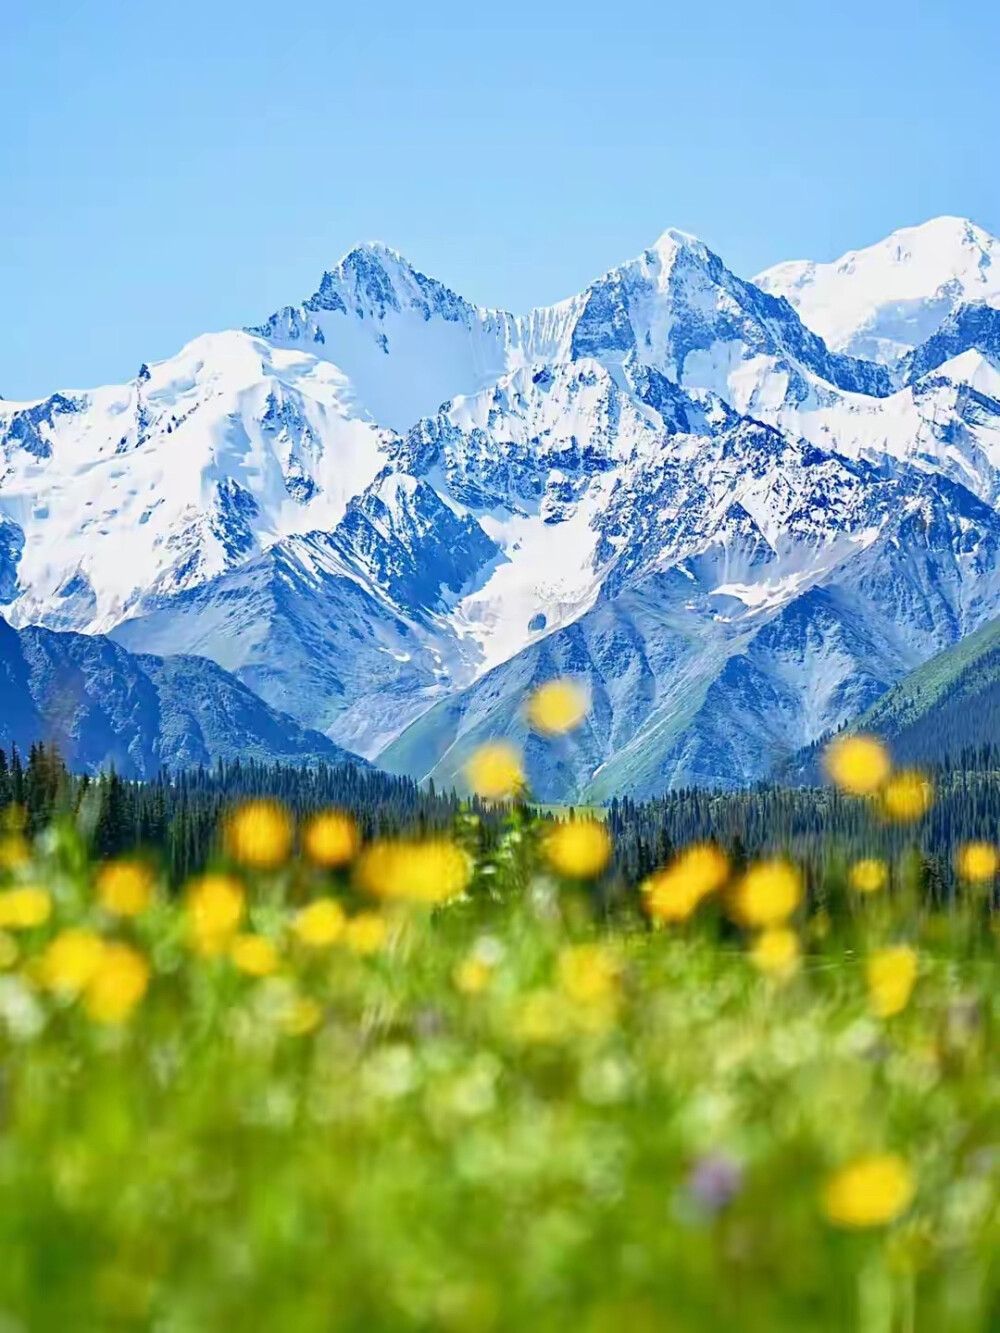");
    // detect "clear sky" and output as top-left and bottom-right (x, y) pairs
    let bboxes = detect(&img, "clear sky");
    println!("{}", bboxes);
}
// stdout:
(3, 0), (999, 399)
